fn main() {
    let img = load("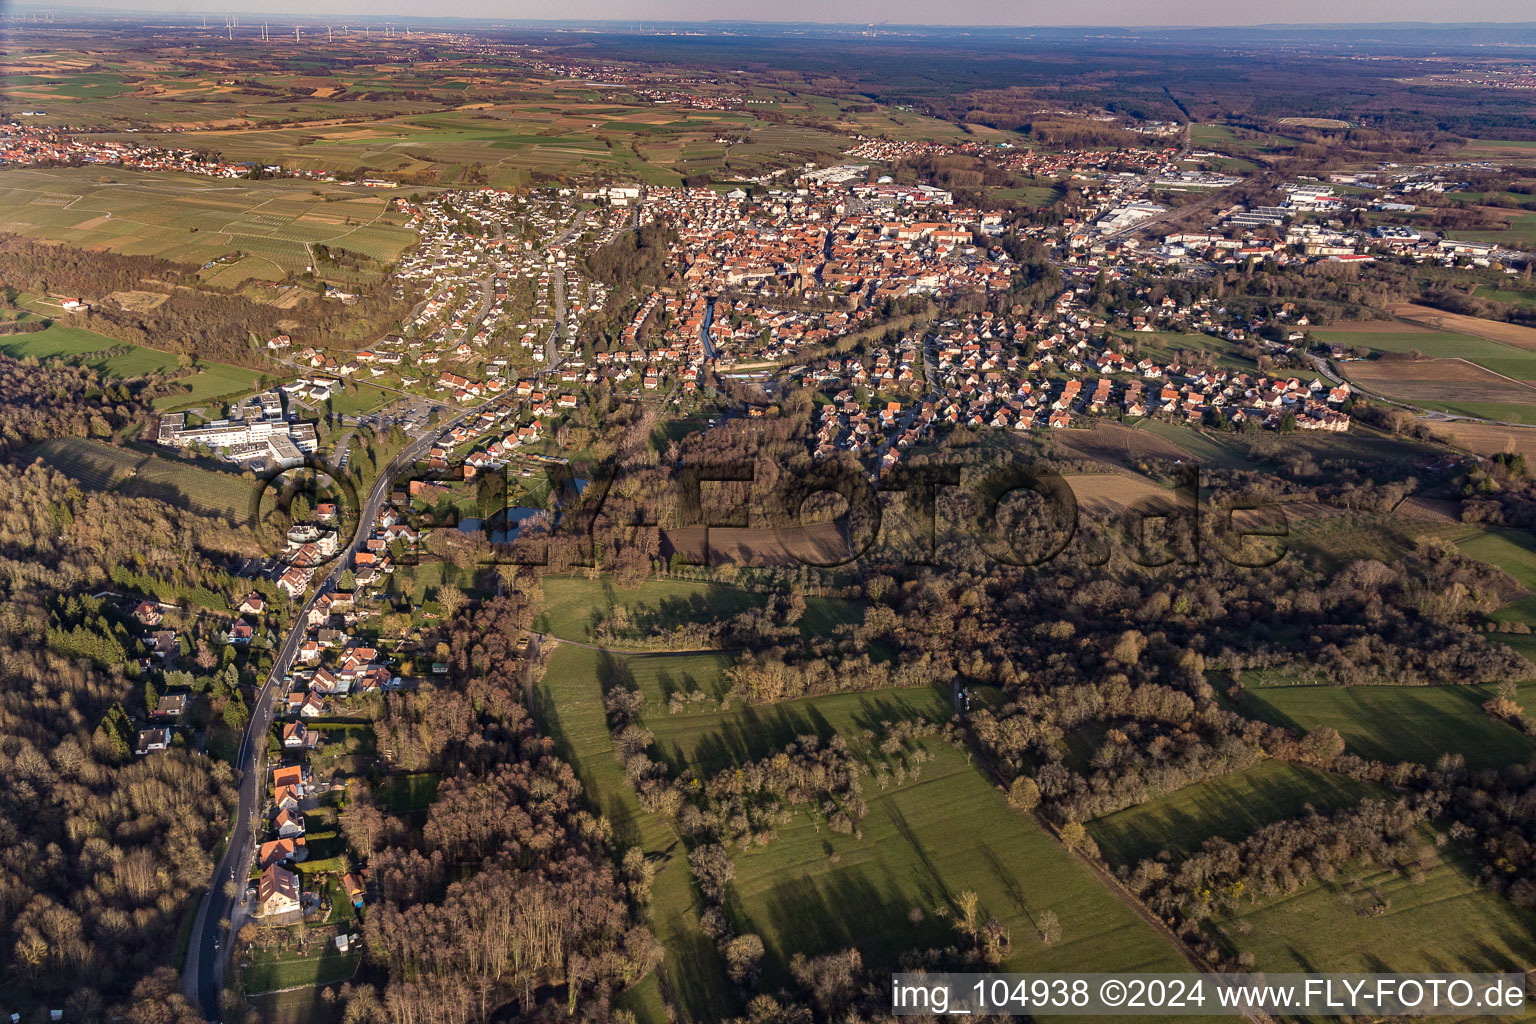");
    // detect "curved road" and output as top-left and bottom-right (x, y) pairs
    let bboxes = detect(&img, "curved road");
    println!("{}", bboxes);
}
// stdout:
(184, 202), (590, 1019)
(182, 401), (492, 1019)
